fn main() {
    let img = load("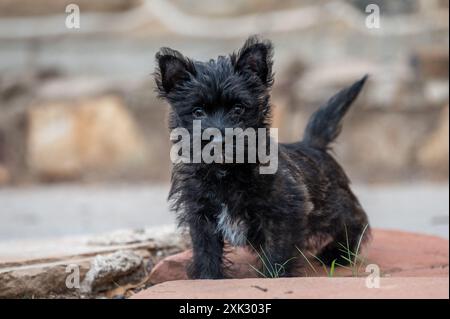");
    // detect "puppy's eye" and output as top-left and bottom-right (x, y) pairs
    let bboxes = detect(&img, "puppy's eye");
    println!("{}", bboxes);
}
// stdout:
(192, 107), (206, 118)
(232, 104), (244, 116)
